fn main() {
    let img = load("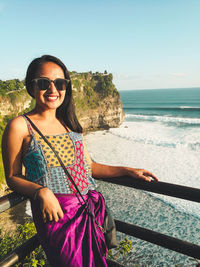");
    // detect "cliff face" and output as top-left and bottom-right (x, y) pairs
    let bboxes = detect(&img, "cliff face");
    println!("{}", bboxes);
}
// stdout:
(78, 95), (124, 131)
(72, 72), (124, 130)
(0, 72), (124, 130)
(0, 93), (32, 117)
